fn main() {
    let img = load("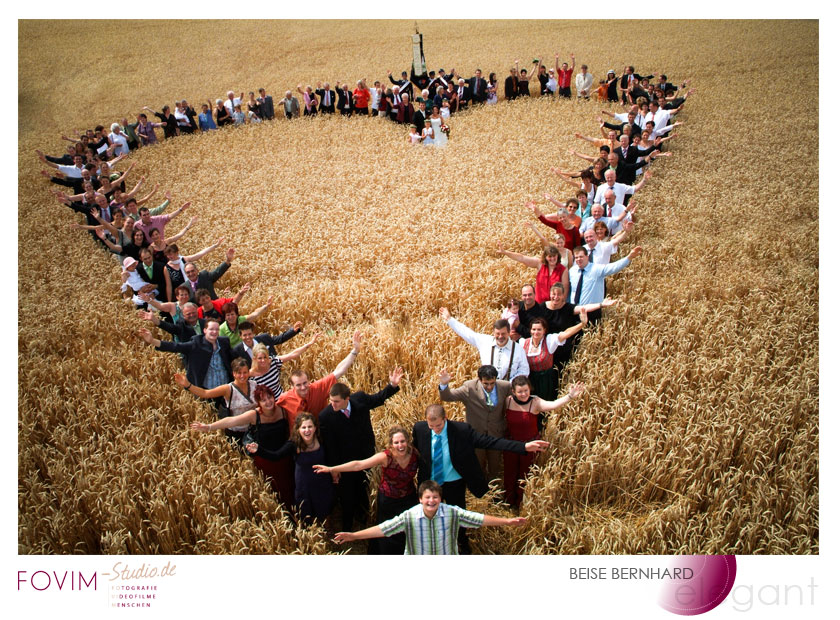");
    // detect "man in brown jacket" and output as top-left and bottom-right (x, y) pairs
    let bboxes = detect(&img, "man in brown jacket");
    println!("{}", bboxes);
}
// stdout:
(437, 365), (512, 485)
